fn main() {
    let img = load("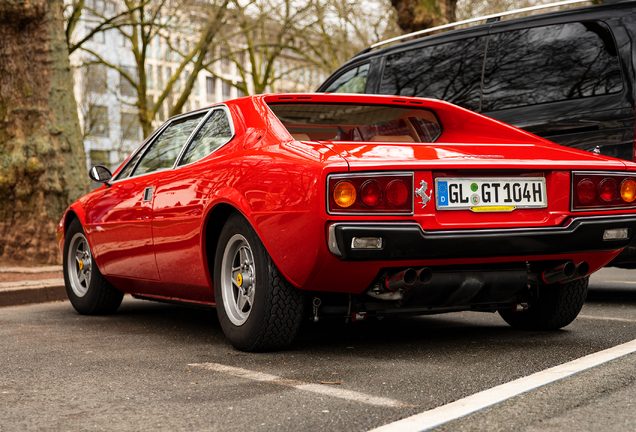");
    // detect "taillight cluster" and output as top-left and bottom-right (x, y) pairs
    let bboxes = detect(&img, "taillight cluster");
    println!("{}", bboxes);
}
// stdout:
(572, 172), (636, 211)
(328, 172), (413, 214)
